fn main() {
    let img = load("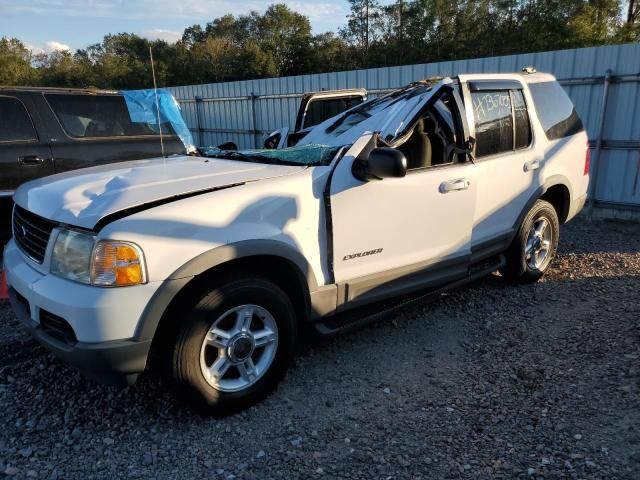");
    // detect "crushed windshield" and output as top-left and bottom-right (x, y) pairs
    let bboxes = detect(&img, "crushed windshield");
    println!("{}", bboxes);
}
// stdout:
(204, 143), (341, 167)
(326, 85), (433, 136)
(299, 81), (439, 146)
